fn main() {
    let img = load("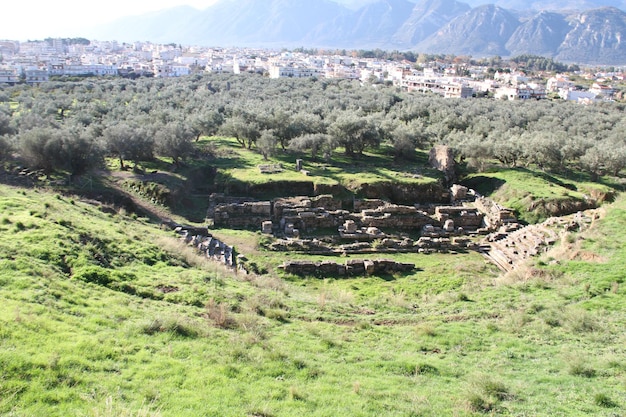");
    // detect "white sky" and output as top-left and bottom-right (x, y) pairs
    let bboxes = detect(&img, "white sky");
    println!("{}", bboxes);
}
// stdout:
(0, 0), (219, 40)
